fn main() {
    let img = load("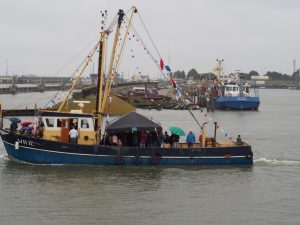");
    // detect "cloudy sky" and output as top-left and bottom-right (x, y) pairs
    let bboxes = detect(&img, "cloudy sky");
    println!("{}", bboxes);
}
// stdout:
(1, 0), (300, 77)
